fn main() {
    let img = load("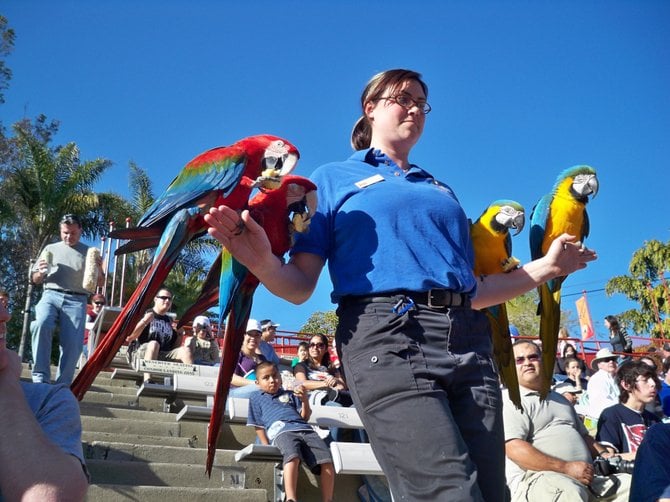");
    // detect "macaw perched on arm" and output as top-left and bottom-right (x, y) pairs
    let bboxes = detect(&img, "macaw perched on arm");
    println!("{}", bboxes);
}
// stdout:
(70, 135), (299, 400)
(529, 165), (599, 398)
(470, 200), (525, 409)
(203, 175), (317, 475)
